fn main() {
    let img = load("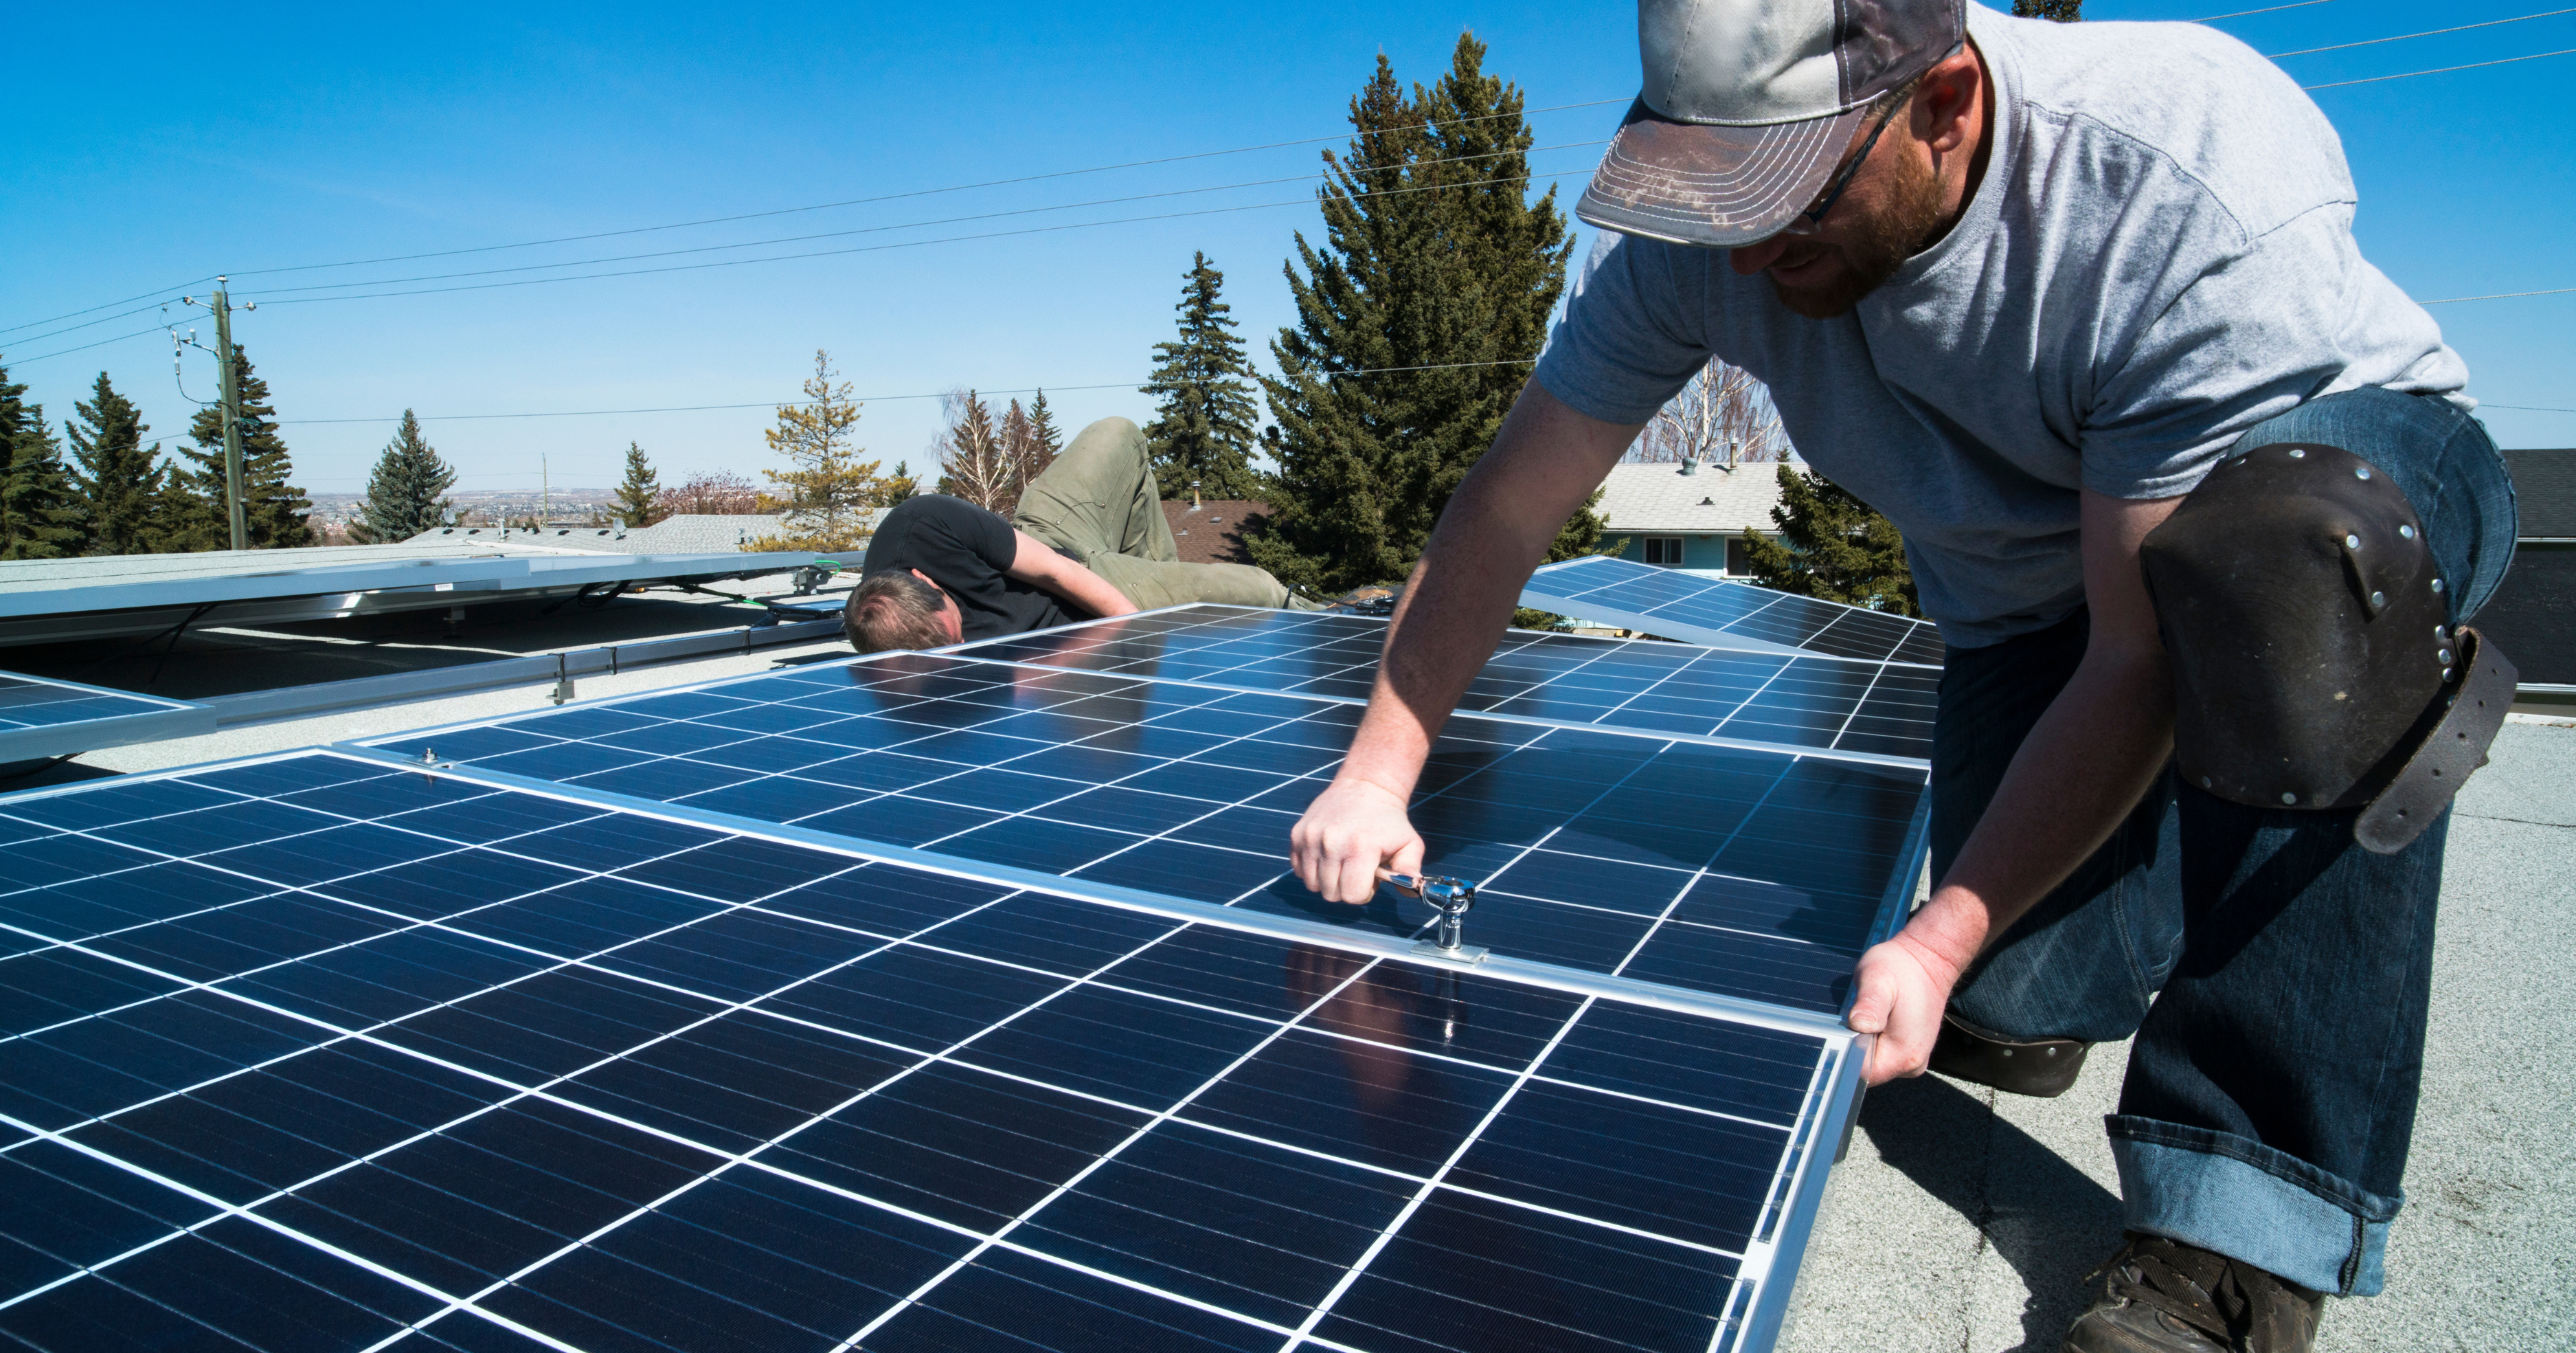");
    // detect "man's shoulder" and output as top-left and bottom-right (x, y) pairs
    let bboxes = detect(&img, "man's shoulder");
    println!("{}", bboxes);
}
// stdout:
(1982, 6), (2352, 235)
